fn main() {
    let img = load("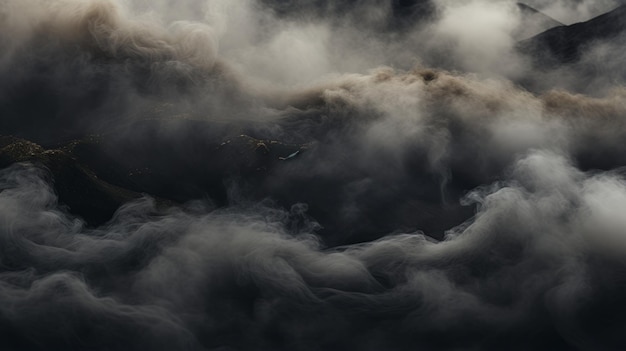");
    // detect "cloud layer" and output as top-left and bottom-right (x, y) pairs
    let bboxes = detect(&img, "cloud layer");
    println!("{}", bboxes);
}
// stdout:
(2, 0), (626, 349)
